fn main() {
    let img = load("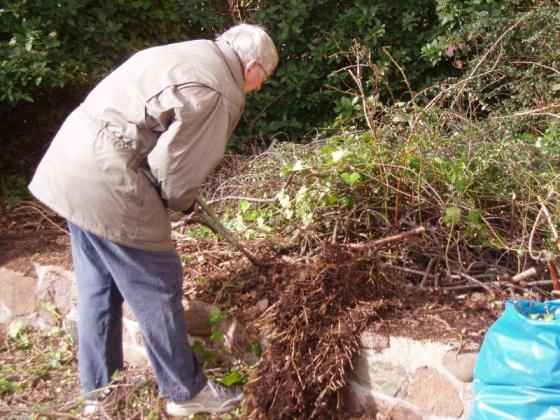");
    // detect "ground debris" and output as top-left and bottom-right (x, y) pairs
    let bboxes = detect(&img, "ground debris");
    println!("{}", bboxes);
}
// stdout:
(242, 245), (402, 419)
